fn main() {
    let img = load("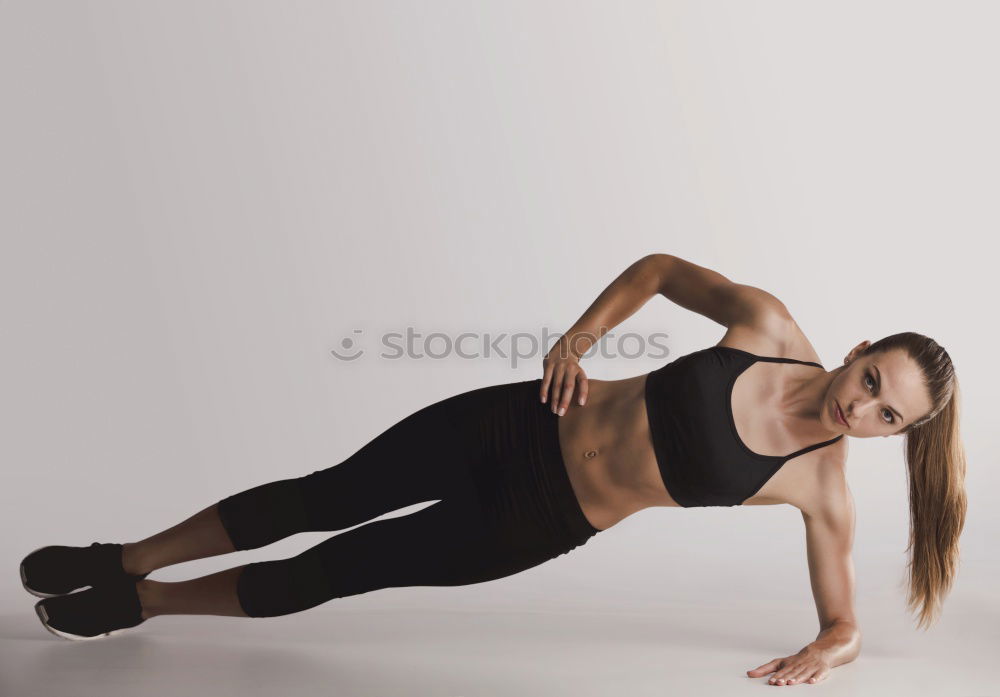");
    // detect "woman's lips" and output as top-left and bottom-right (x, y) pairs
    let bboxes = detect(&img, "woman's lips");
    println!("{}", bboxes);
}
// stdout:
(835, 402), (849, 428)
